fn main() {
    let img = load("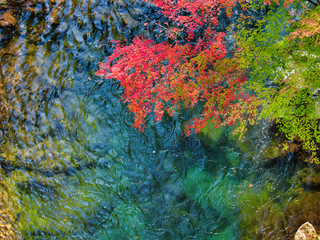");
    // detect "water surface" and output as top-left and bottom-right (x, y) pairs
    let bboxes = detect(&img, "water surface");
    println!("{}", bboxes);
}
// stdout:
(0, 1), (307, 239)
